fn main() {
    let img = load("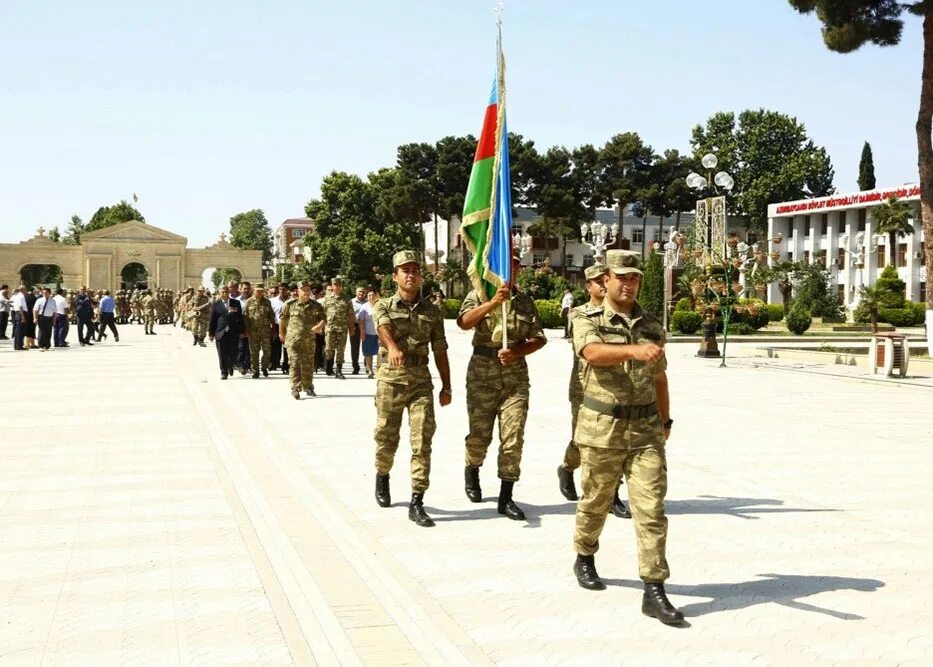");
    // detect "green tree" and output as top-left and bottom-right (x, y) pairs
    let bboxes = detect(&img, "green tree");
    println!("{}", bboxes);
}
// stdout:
(85, 200), (145, 232)
(872, 197), (915, 266)
(228, 209), (273, 263)
(770, 260), (799, 314)
(792, 262), (843, 318)
(48, 227), (62, 243)
(639, 250), (664, 318)
(875, 264), (907, 307)
(62, 215), (84, 245)
(789, 0), (933, 313)
(397, 143), (439, 269)
(435, 134), (476, 268)
(858, 141), (877, 190)
(691, 109), (835, 229)
(857, 284), (885, 332)
(598, 132), (655, 231)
